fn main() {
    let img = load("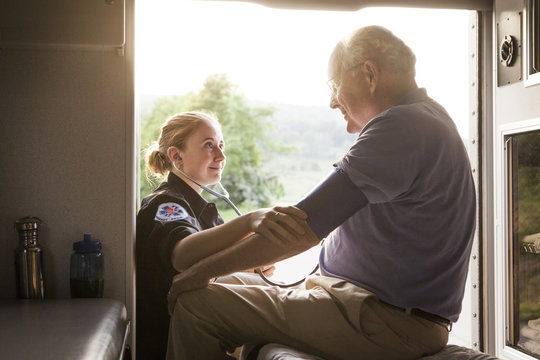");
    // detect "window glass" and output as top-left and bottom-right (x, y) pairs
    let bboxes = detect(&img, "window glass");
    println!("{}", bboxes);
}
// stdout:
(507, 130), (540, 357)
(531, 0), (539, 74)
